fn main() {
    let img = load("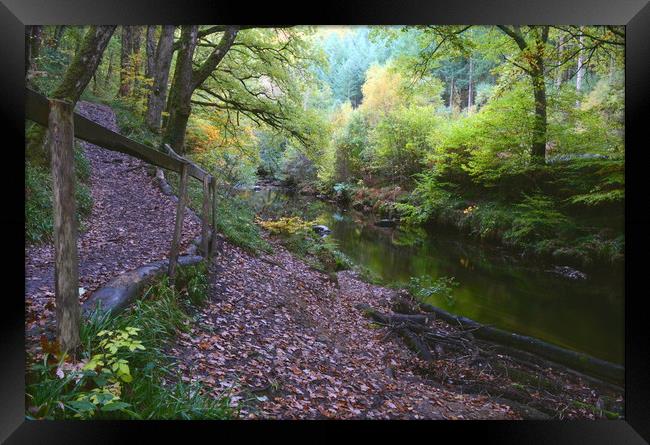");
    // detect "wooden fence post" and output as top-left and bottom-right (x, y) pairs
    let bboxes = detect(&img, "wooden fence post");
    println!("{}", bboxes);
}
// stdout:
(201, 175), (210, 258)
(48, 99), (81, 353)
(168, 162), (189, 282)
(210, 178), (218, 255)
